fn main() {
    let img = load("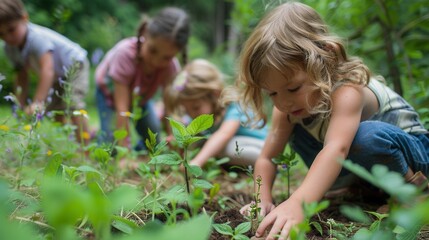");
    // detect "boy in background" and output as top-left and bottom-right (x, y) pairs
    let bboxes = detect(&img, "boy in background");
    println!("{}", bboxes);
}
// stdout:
(0, 0), (90, 143)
